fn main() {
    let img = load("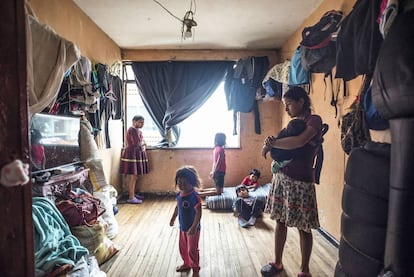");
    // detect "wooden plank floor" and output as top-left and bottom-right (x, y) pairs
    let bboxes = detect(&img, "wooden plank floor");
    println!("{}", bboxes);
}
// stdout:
(103, 196), (338, 277)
